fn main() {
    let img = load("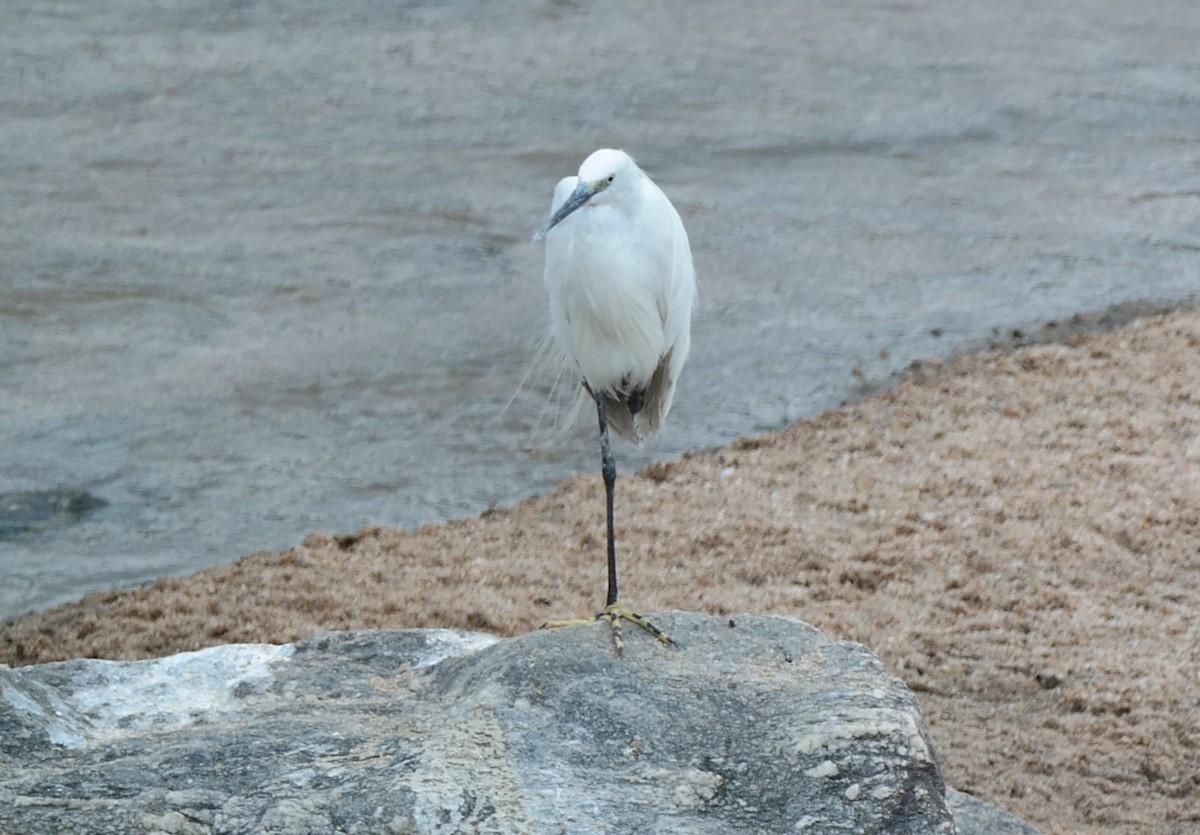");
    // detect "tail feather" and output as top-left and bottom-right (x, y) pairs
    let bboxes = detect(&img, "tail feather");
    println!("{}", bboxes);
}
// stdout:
(599, 391), (640, 442)
(597, 346), (677, 444)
